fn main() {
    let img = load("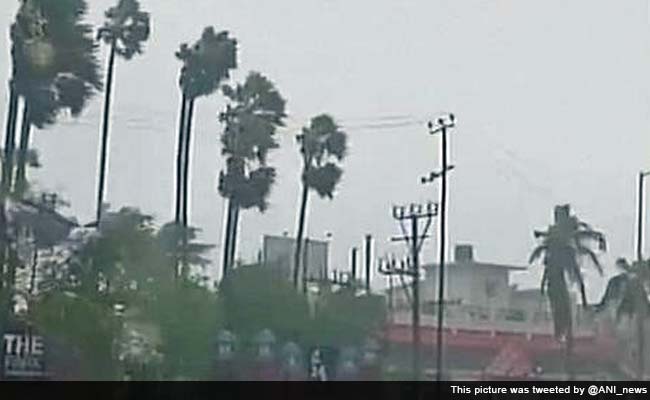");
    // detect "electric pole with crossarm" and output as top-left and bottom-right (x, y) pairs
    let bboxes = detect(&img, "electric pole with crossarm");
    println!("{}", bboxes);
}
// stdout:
(384, 201), (438, 380)
(423, 113), (456, 381)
